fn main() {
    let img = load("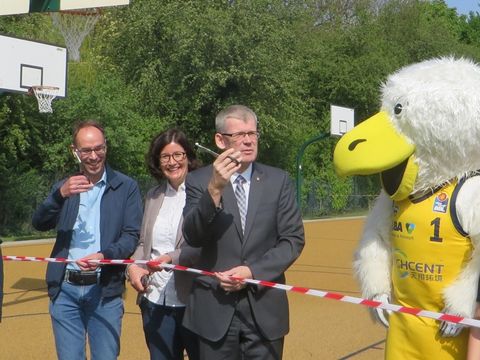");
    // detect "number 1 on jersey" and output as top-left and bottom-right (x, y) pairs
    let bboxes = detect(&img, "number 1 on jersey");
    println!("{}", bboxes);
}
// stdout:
(430, 217), (443, 242)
